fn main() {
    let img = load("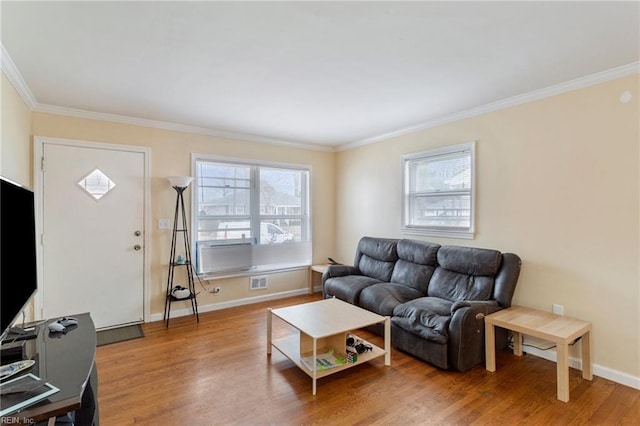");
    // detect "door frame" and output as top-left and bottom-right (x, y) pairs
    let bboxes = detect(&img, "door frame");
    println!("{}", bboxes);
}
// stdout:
(33, 136), (152, 324)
